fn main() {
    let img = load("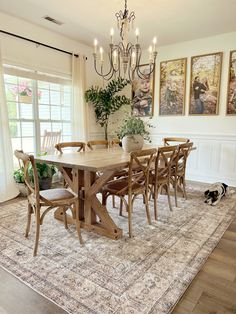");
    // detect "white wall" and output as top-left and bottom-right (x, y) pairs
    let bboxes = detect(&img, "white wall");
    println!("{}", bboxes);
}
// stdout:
(151, 32), (236, 186)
